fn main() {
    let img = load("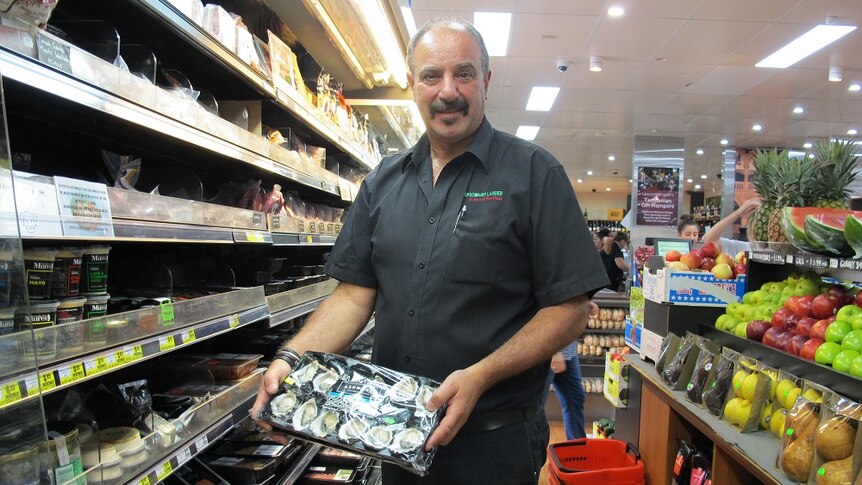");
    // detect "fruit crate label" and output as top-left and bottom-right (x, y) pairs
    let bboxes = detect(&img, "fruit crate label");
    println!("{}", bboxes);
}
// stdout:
(58, 363), (85, 386)
(0, 382), (22, 406)
(39, 371), (57, 392)
(182, 329), (196, 344)
(159, 336), (176, 352)
(156, 461), (173, 480)
(160, 302), (175, 324)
